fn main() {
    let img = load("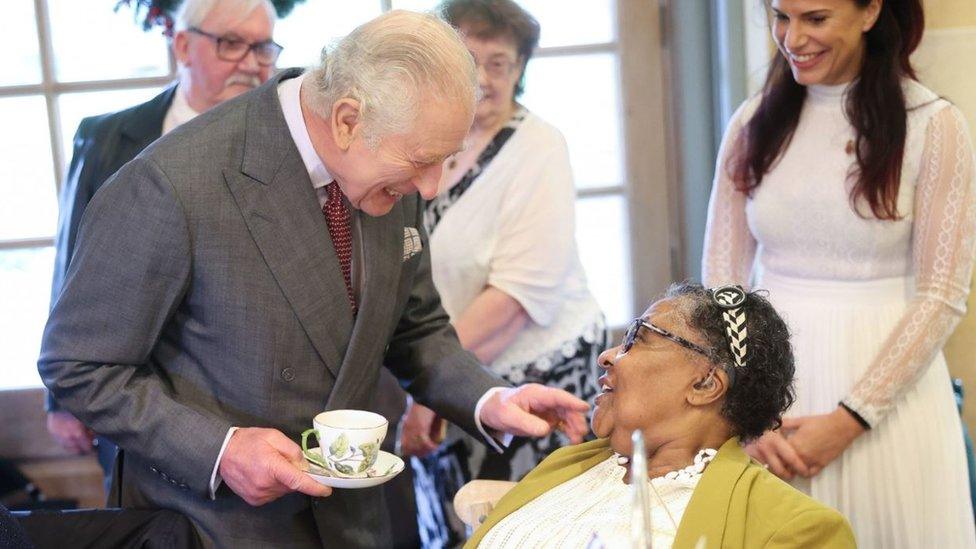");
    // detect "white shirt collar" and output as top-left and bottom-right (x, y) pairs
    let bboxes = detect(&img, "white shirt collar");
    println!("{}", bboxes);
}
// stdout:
(277, 72), (333, 189)
(162, 83), (201, 135)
